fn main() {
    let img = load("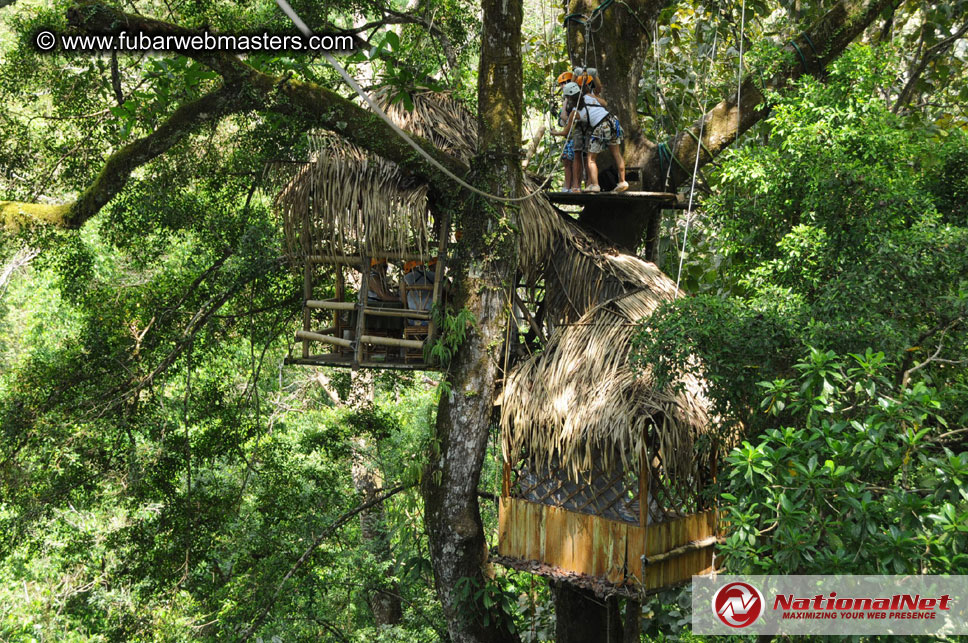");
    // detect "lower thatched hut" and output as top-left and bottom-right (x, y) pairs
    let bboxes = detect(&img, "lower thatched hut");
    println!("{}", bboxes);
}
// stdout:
(497, 245), (720, 597)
